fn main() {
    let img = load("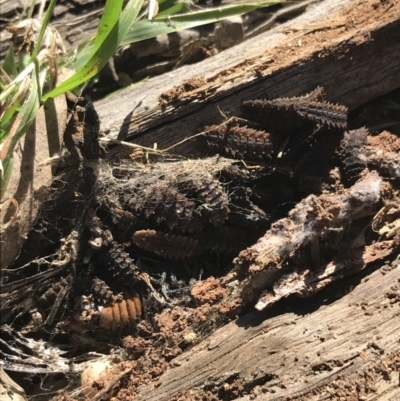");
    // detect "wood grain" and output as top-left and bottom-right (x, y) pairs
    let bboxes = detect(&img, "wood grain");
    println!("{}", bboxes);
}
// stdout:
(95, 0), (400, 155)
(136, 262), (400, 400)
